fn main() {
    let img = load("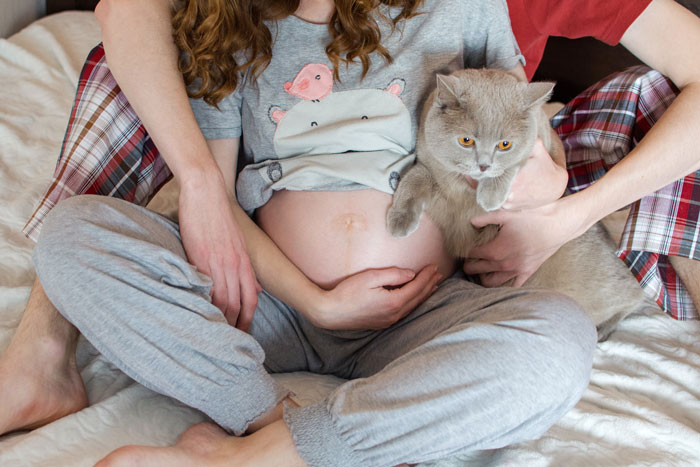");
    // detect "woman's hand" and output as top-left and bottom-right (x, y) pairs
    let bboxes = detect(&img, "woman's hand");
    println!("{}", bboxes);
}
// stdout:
(310, 265), (443, 330)
(464, 197), (589, 287)
(501, 137), (568, 211)
(178, 174), (261, 331)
